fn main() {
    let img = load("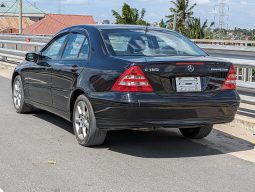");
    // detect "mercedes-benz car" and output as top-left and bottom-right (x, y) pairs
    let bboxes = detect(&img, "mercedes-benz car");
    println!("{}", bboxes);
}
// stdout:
(12, 25), (240, 146)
